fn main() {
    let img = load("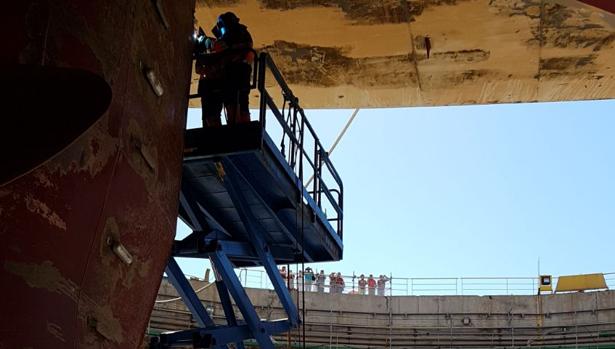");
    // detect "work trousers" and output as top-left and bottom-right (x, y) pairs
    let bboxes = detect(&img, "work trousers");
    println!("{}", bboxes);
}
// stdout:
(199, 63), (252, 127)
